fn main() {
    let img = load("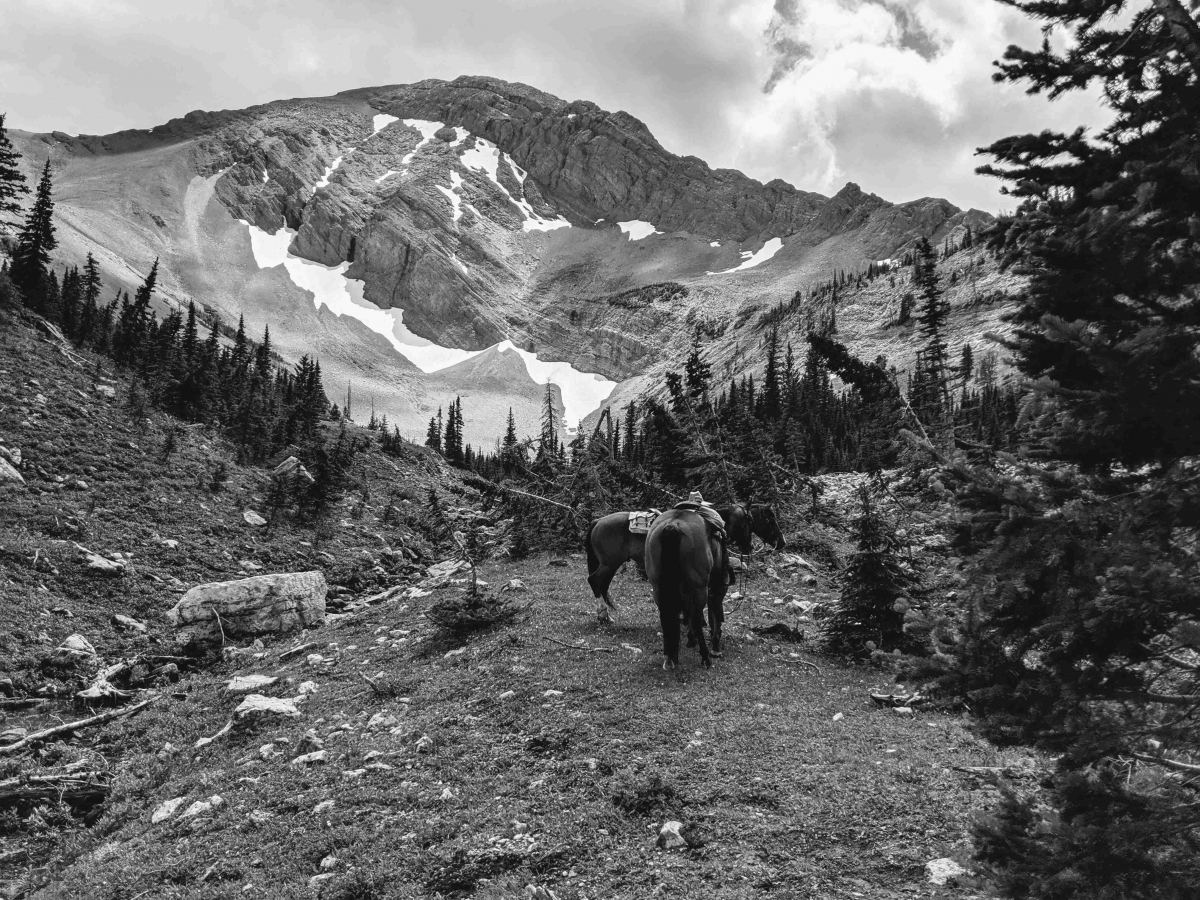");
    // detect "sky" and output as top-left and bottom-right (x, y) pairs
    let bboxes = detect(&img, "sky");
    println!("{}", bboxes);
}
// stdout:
(2, 0), (1110, 212)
